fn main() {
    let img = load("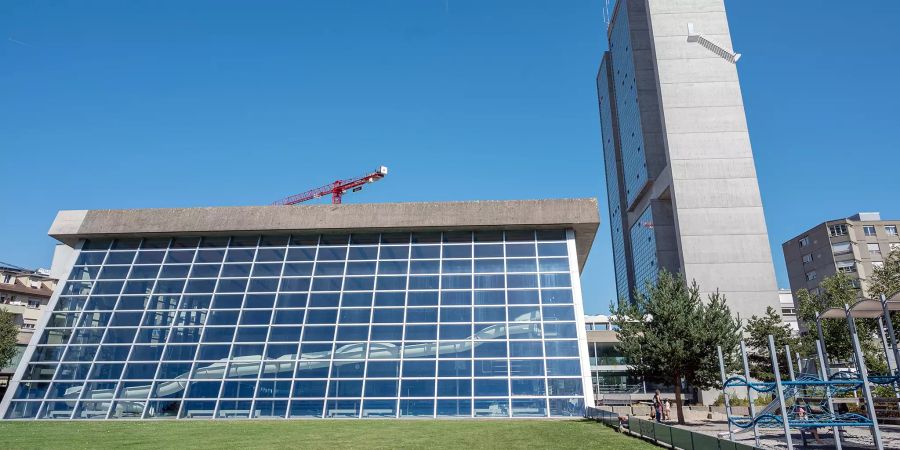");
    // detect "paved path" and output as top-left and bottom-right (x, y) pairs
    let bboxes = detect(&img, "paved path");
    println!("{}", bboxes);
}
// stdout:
(667, 418), (900, 449)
